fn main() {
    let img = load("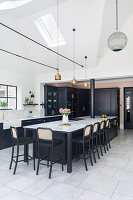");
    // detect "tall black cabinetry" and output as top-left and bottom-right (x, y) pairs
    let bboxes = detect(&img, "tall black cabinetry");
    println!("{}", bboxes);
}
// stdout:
(95, 88), (120, 117)
(44, 85), (58, 116)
